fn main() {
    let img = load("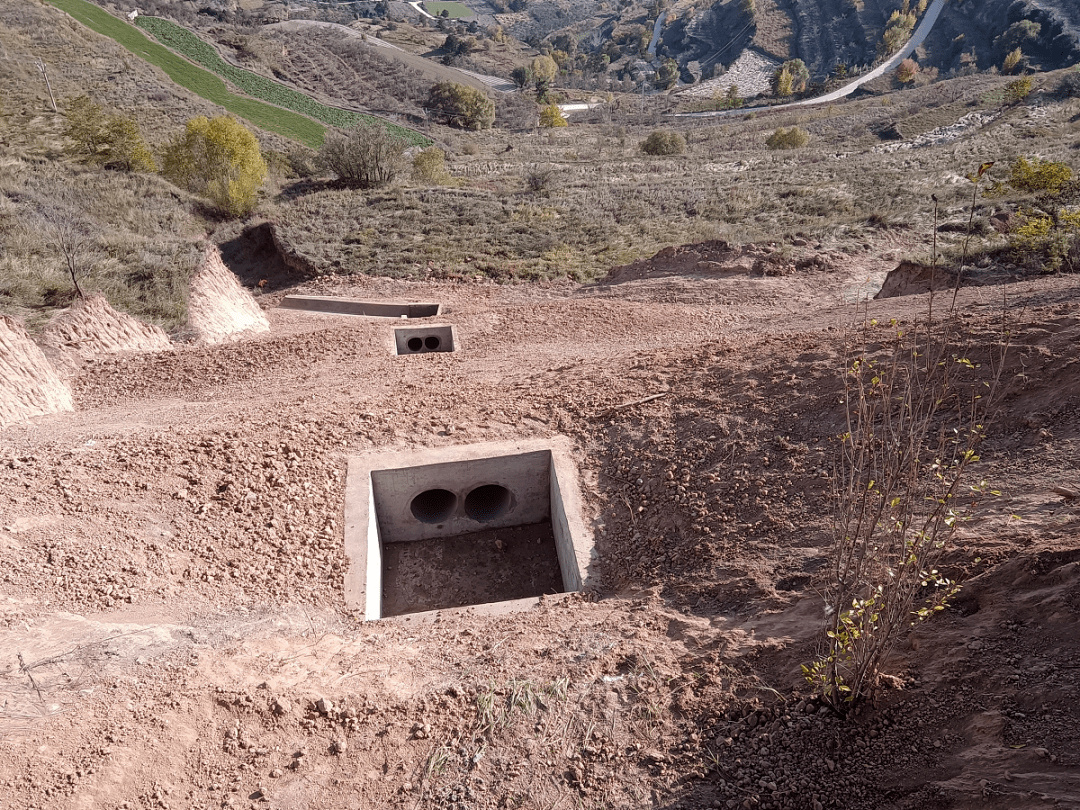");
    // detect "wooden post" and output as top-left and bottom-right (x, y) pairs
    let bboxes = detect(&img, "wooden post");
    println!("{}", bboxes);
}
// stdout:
(36, 59), (57, 113)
